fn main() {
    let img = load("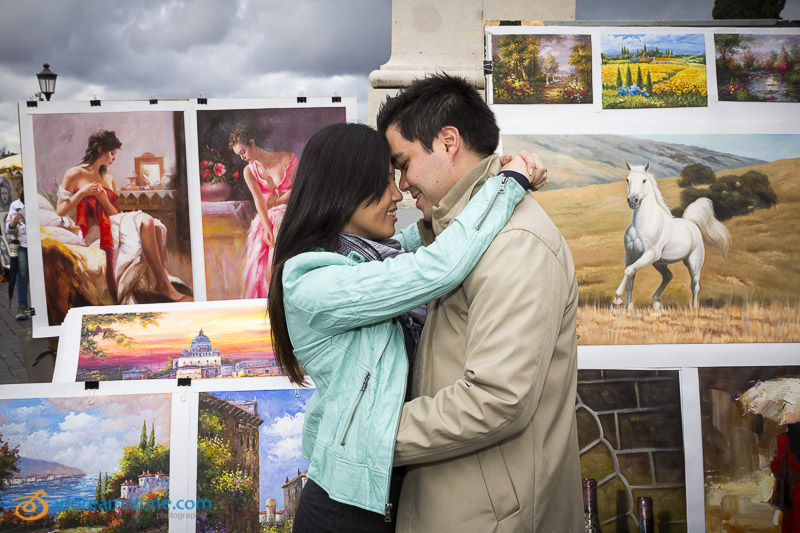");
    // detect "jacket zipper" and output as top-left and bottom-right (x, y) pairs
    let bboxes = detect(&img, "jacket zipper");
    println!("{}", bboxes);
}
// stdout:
(384, 322), (408, 523)
(474, 175), (507, 230)
(340, 372), (370, 446)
